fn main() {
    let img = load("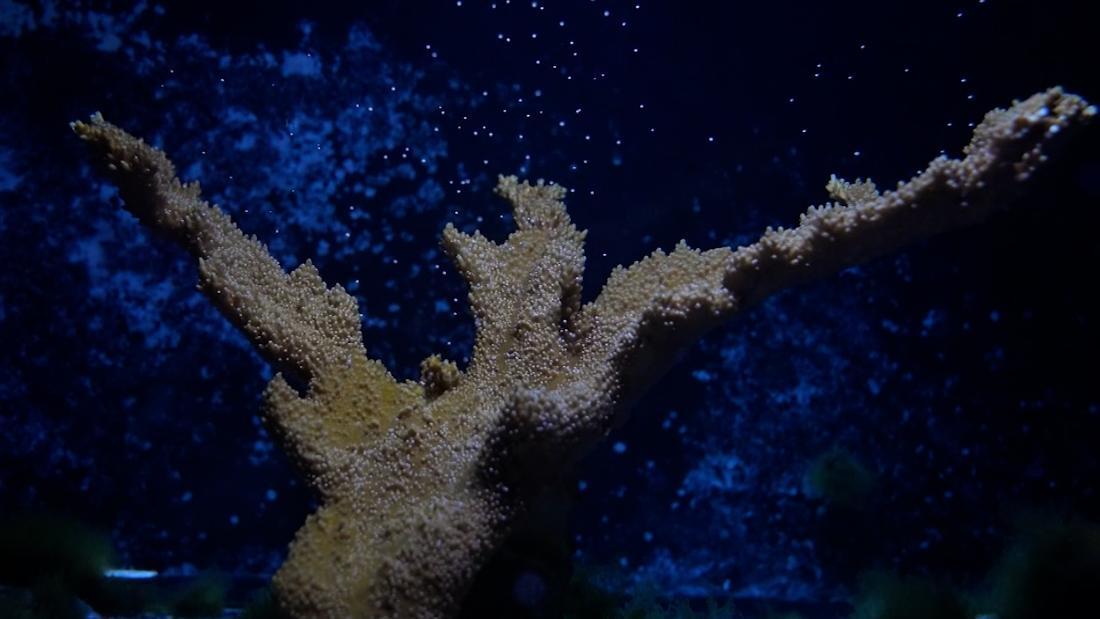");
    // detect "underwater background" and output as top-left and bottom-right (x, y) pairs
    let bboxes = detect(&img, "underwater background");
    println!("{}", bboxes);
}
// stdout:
(1, 0), (1099, 617)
